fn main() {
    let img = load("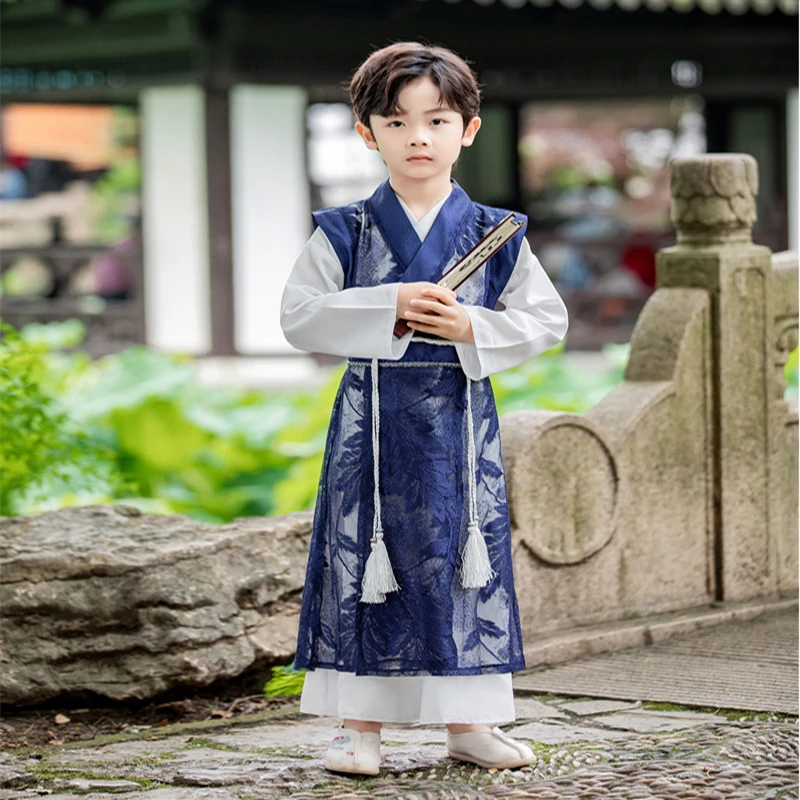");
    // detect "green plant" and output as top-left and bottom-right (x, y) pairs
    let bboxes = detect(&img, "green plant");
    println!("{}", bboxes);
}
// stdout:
(0, 319), (128, 516)
(3, 320), (637, 520)
(56, 344), (299, 523)
(264, 662), (306, 698)
(491, 339), (627, 415)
